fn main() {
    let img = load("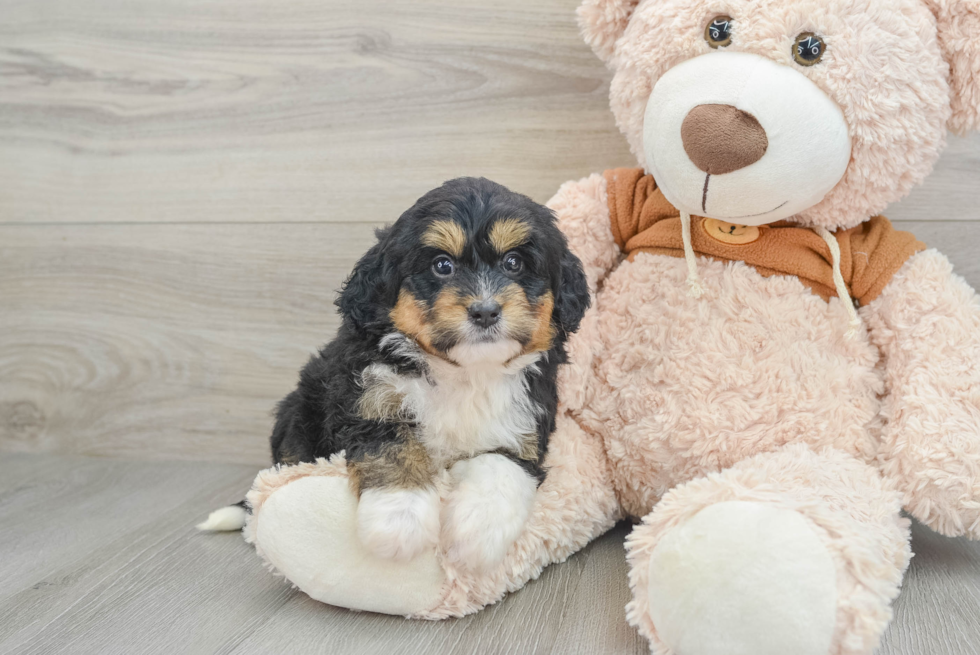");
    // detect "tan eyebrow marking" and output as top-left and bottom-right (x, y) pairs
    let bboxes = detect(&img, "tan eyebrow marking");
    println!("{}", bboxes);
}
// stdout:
(489, 218), (532, 254)
(421, 220), (466, 257)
